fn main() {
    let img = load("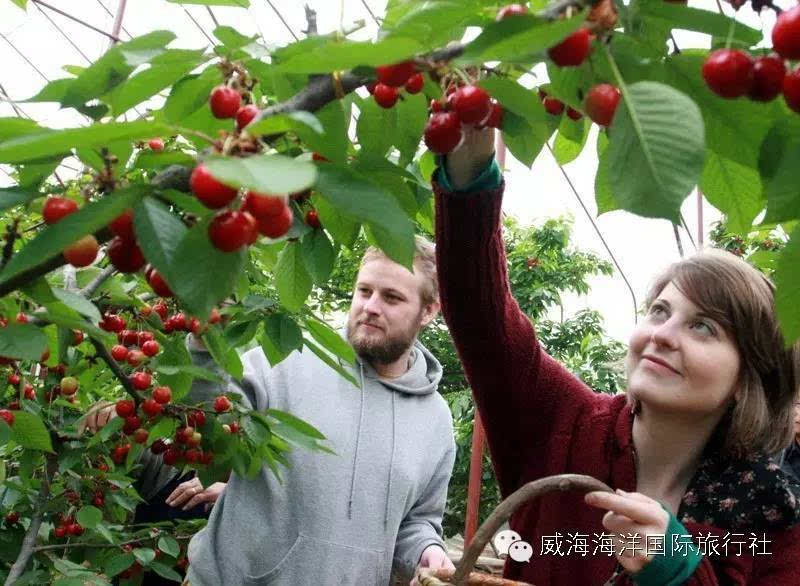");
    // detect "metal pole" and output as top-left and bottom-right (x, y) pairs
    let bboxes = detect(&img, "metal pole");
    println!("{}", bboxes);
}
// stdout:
(109, 0), (128, 46)
(696, 188), (704, 247)
(464, 411), (486, 546)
